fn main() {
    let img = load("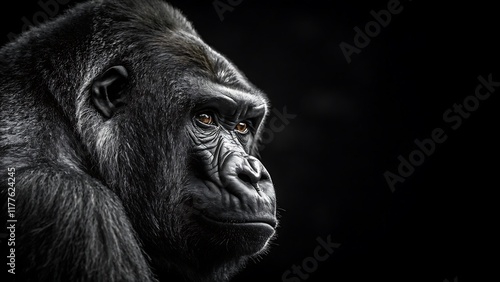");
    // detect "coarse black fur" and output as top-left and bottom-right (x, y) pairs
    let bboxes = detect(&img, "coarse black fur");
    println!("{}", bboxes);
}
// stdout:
(0, 0), (277, 281)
